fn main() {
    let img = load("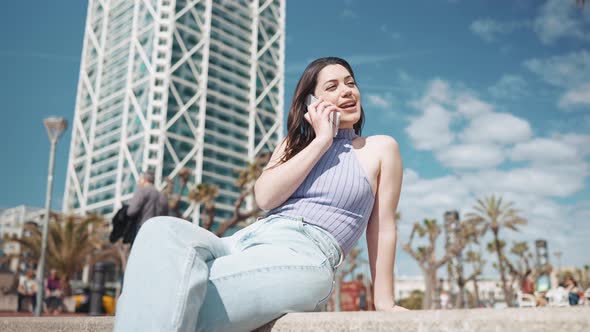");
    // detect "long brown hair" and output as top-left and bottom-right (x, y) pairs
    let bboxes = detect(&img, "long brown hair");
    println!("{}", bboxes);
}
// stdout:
(274, 57), (365, 167)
